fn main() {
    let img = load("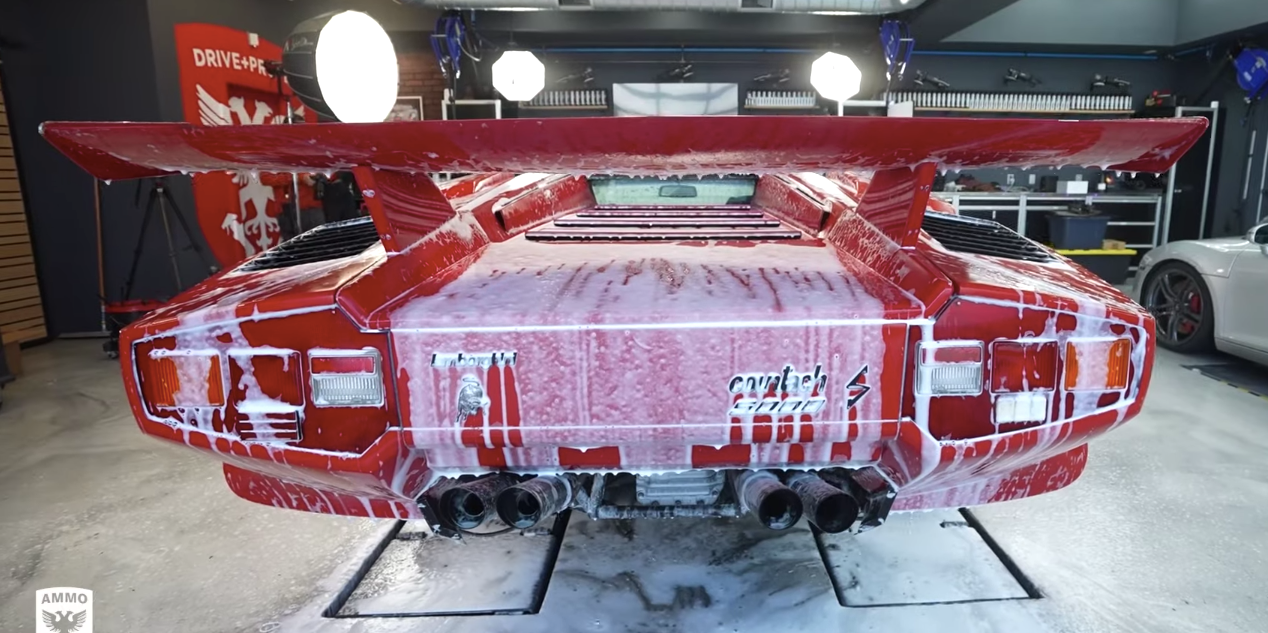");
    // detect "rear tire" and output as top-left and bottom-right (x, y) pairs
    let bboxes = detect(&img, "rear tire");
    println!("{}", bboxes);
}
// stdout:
(1142, 261), (1214, 353)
